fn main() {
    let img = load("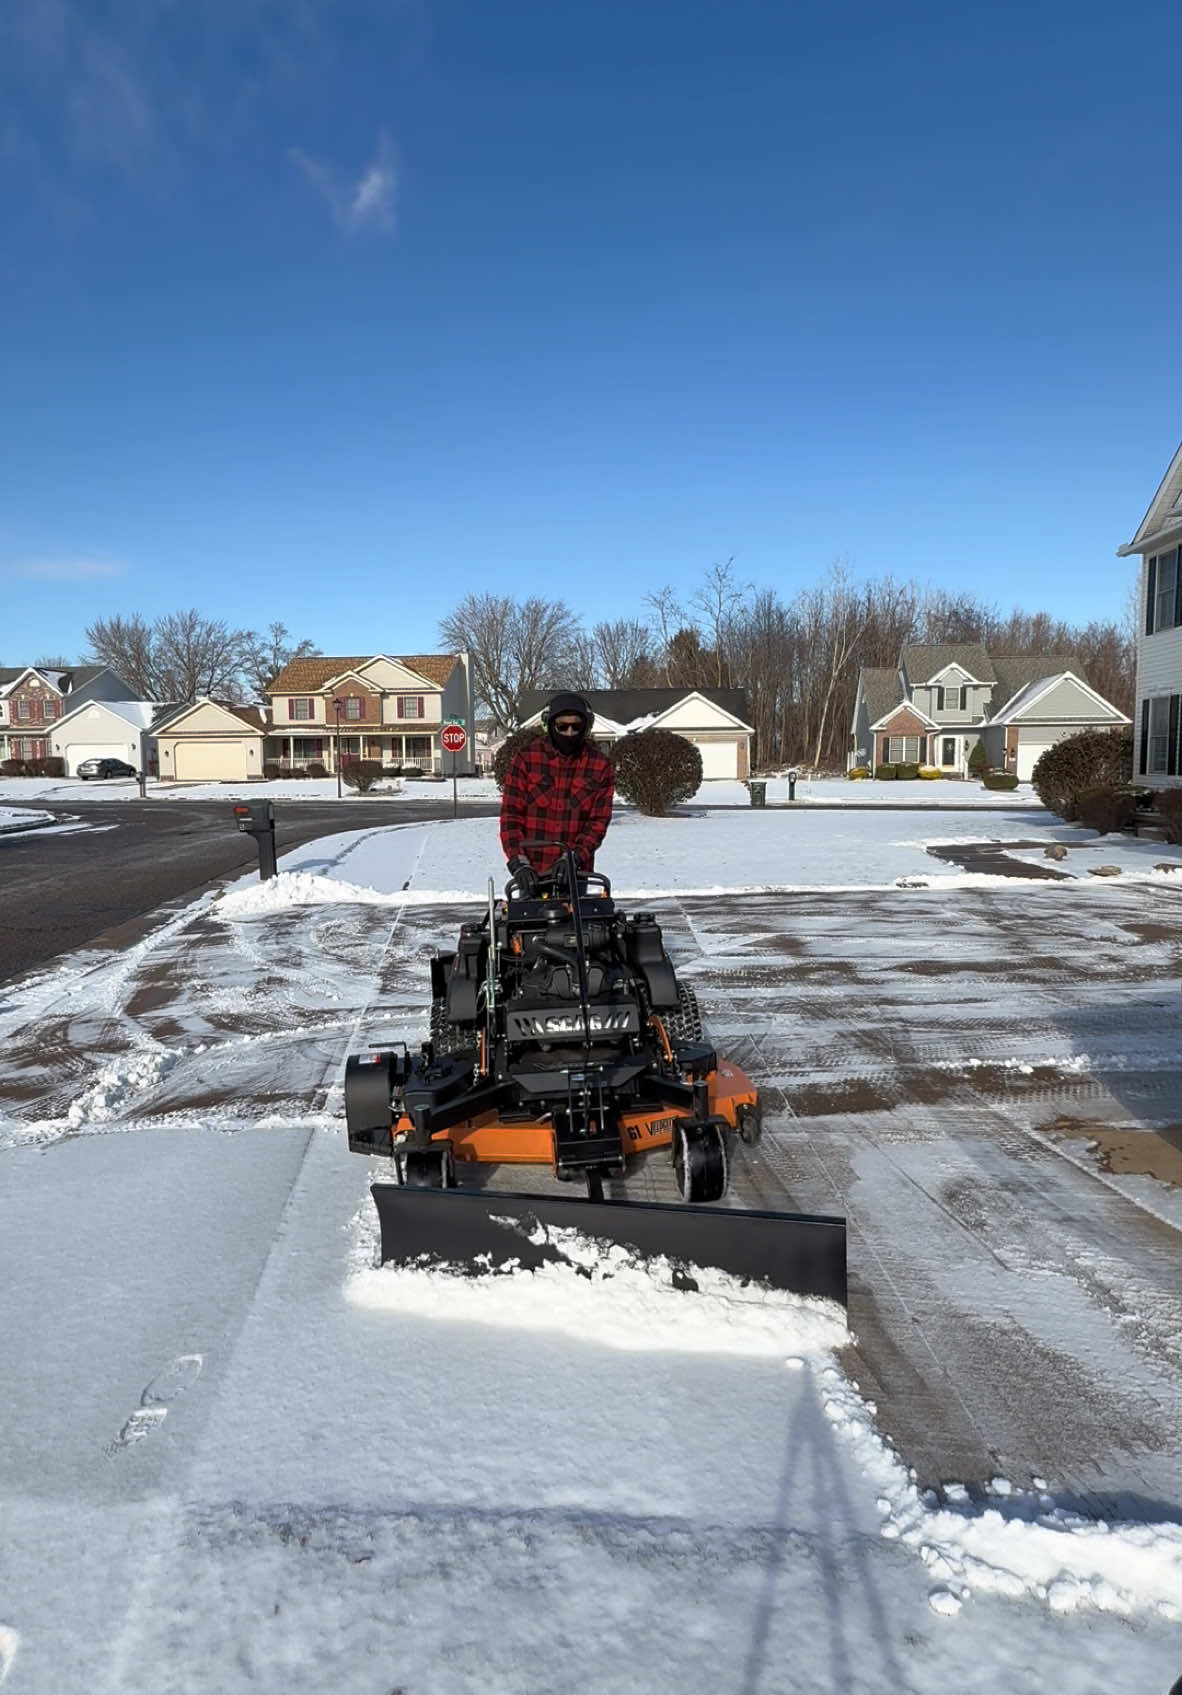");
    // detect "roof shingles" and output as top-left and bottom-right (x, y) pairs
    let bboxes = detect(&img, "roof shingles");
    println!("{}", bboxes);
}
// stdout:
(266, 654), (458, 694)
